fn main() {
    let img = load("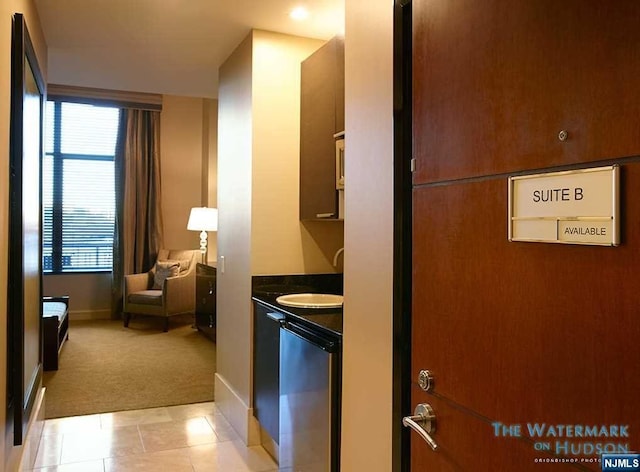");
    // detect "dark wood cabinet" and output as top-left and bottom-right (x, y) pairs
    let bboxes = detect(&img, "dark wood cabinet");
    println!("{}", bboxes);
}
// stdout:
(299, 36), (345, 221)
(253, 302), (283, 442)
(195, 263), (216, 341)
